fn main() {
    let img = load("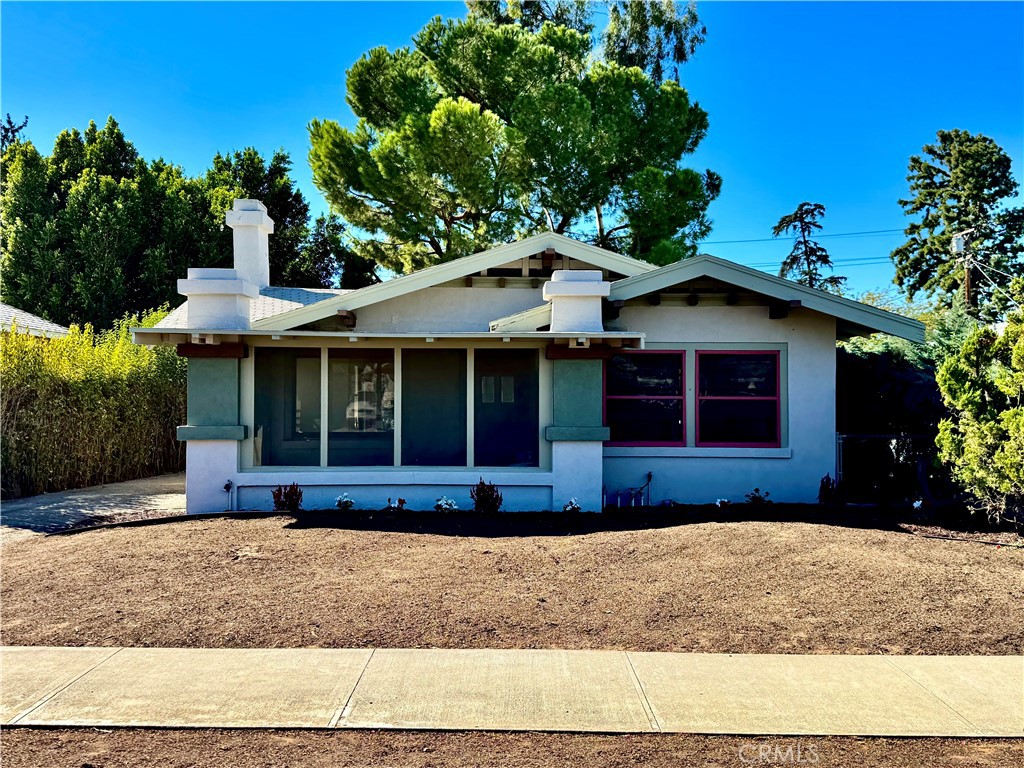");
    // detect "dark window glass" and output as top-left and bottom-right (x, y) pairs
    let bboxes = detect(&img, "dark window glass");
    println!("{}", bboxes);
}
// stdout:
(327, 350), (394, 466)
(475, 350), (539, 467)
(402, 349), (467, 466)
(607, 353), (683, 397)
(253, 348), (321, 466)
(699, 353), (778, 397)
(696, 352), (780, 446)
(604, 352), (685, 444)
(698, 400), (778, 444)
(607, 399), (684, 443)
